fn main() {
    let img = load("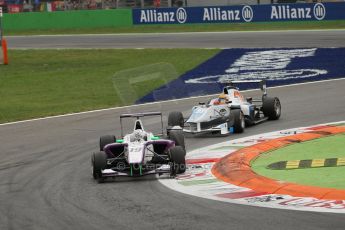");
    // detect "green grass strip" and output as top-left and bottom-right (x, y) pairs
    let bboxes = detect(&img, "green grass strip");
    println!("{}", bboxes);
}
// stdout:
(5, 20), (345, 36)
(252, 133), (345, 190)
(0, 49), (219, 123)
